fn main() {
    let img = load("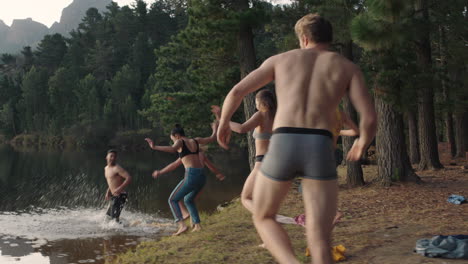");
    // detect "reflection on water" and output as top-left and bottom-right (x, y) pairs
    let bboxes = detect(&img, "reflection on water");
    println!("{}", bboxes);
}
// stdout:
(0, 235), (150, 264)
(0, 145), (250, 263)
